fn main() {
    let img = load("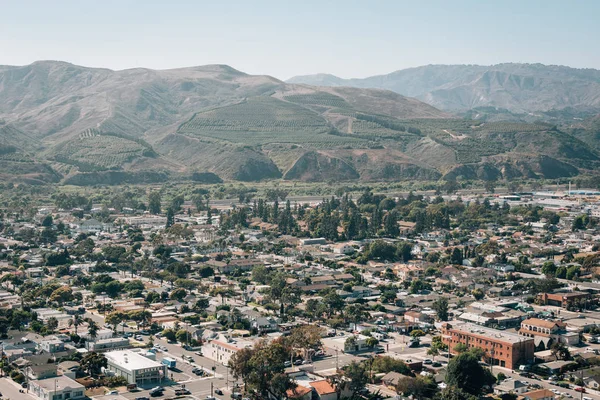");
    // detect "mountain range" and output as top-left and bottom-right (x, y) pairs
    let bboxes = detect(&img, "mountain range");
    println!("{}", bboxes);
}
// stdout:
(0, 61), (599, 185)
(288, 63), (600, 117)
